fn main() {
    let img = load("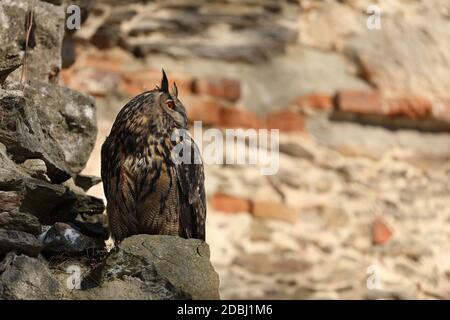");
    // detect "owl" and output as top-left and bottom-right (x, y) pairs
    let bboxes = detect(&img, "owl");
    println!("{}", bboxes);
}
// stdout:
(101, 70), (206, 243)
